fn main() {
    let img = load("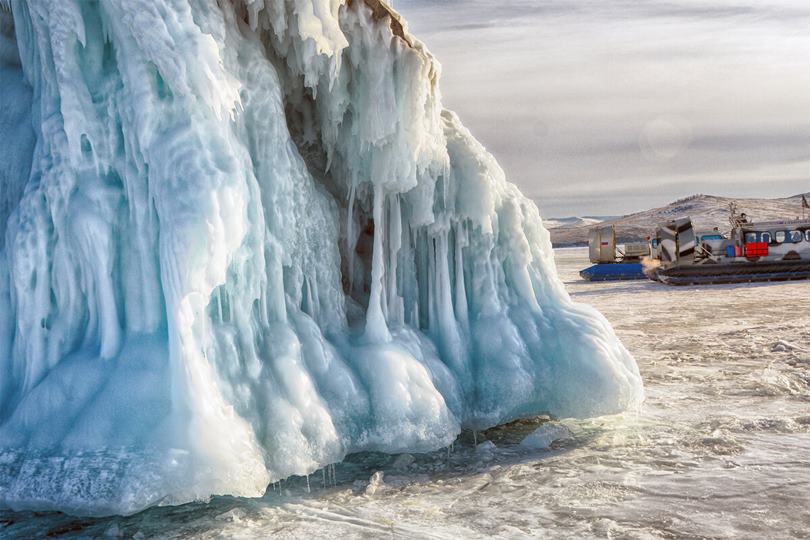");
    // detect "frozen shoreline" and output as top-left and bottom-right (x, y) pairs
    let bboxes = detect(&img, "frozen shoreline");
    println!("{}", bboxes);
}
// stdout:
(3, 247), (808, 538)
(0, 2), (641, 512)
